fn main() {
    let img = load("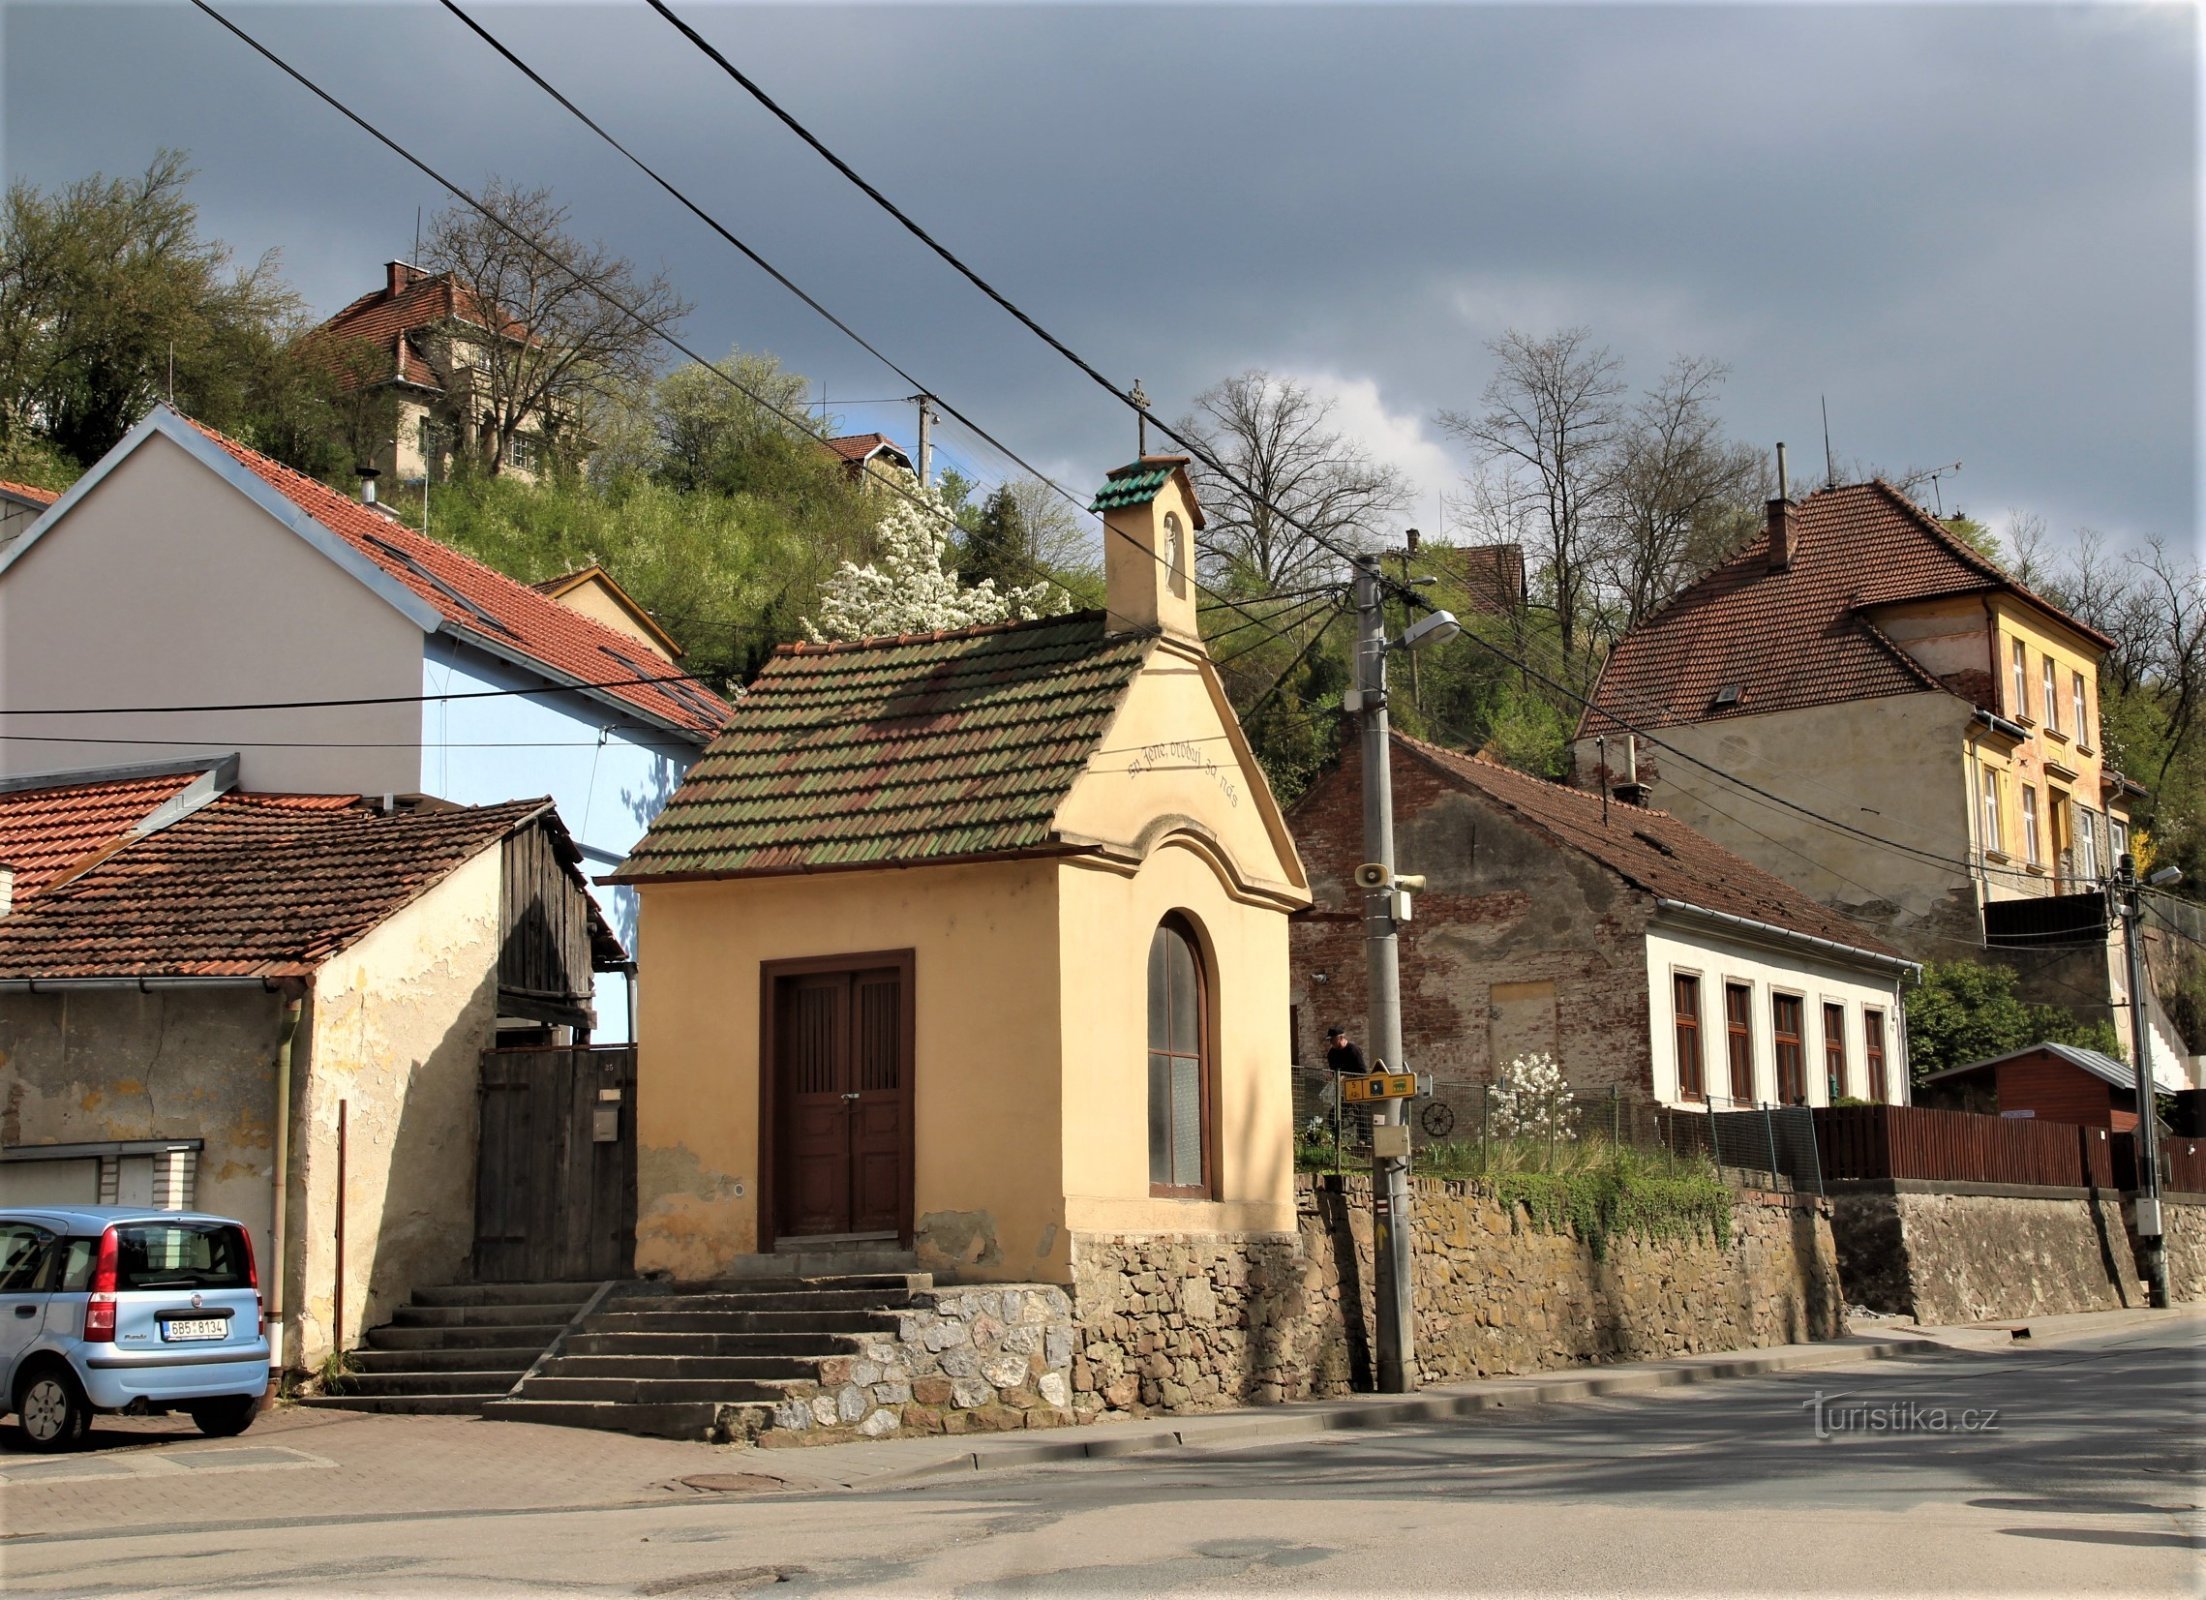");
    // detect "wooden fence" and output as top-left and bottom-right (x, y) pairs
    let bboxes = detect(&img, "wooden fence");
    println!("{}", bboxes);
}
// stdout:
(2153, 1135), (2206, 1196)
(1815, 1104), (2118, 1189)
